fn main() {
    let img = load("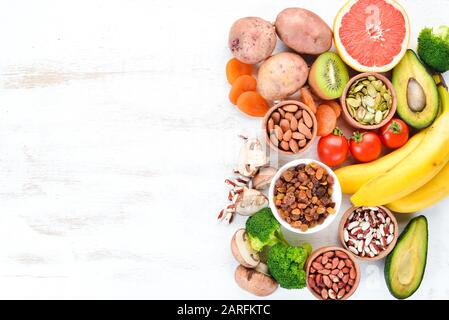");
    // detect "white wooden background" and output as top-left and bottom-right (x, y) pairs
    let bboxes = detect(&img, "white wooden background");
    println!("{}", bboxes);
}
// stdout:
(0, 0), (448, 299)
